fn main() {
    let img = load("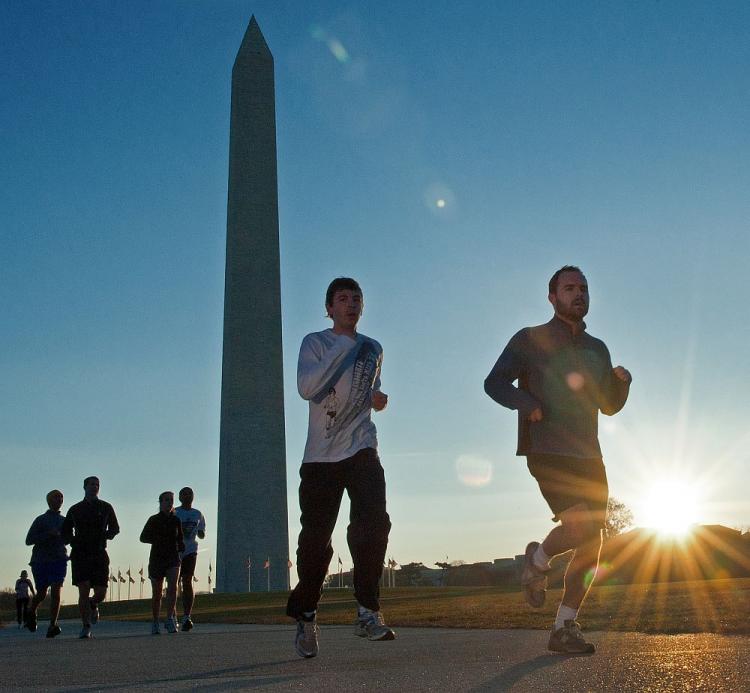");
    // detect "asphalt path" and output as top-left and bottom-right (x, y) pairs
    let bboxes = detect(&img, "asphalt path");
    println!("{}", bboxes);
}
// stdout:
(1, 620), (747, 691)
